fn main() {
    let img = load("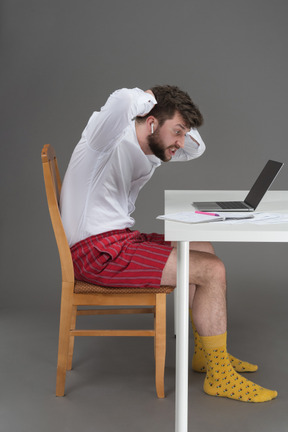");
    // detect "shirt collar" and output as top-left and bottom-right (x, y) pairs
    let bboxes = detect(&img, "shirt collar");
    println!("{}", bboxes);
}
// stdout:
(132, 122), (161, 166)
